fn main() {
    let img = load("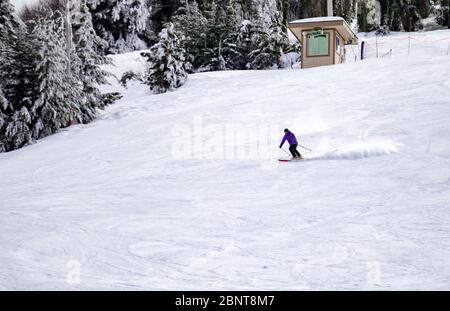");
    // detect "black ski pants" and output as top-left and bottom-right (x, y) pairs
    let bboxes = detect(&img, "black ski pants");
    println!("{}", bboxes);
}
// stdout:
(289, 144), (302, 158)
